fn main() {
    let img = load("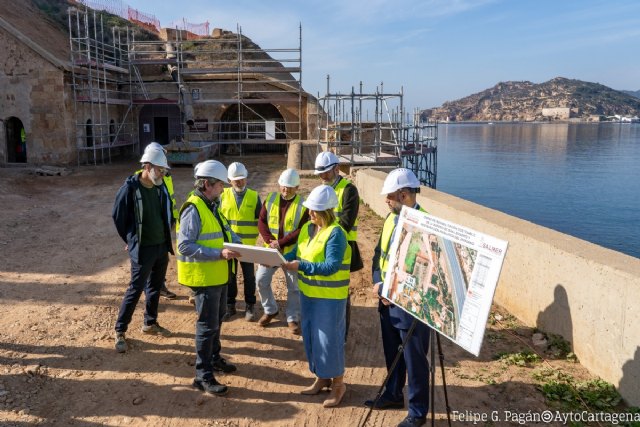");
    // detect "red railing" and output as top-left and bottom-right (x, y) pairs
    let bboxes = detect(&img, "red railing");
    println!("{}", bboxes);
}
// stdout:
(73, 0), (209, 37)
